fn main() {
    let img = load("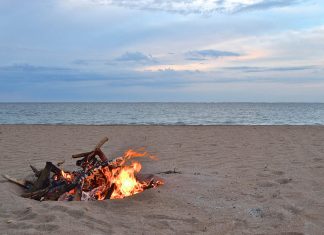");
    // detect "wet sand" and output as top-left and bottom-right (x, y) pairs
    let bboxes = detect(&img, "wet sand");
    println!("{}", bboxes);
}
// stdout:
(0, 125), (324, 234)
